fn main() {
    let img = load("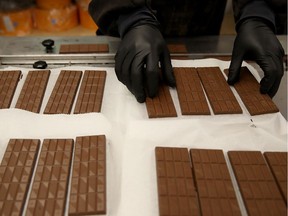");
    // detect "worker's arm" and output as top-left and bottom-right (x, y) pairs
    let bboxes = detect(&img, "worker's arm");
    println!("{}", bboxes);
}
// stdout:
(88, 0), (147, 36)
(89, 2), (175, 102)
(228, 0), (286, 97)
